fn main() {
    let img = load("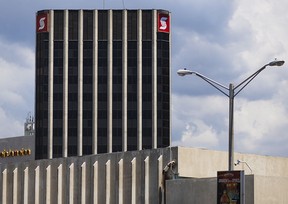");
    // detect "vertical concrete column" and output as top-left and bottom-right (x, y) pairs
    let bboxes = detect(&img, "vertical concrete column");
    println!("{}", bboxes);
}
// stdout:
(92, 10), (99, 154)
(63, 9), (69, 157)
(57, 164), (63, 204)
(13, 168), (18, 204)
(118, 159), (124, 204)
(93, 161), (99, 204)
(122, 10), (128, 152)
(137, 10), (143, 151)
(106, 160), (111, 204)
(78, 10), (84, 156)
(2, 169), (7, 204)
(107, 10), (113, 153)
(48, 10), (54, 159)
(158, 155), (164, 204)
(144, 156), (150, 204)
(35, 166), (40, 204)
(46, 165), (51, 204)
(24, 167), (29, 204)
(131, 157), (137, 203)
(69, 163), (75, 204)
(81, 162), (86, 204)
(152, 10), (158, 149)
(168, 12), (172, 146)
